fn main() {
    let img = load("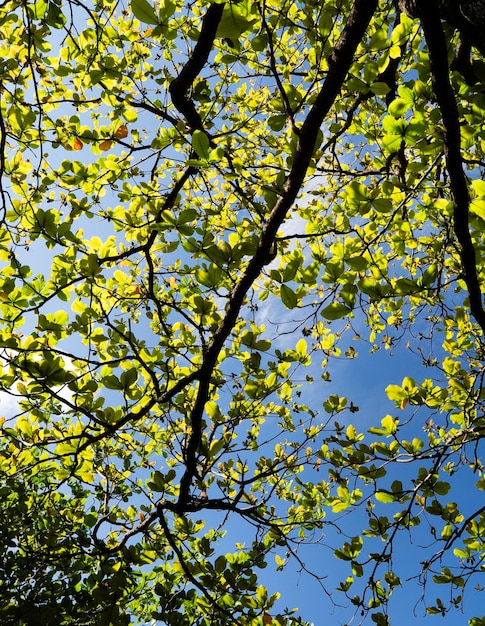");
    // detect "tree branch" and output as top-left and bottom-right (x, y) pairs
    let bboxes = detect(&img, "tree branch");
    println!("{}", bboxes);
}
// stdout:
(177, 0), (379, 510)
(169, 3), (225, 132)
(417, 0), (485, 332)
